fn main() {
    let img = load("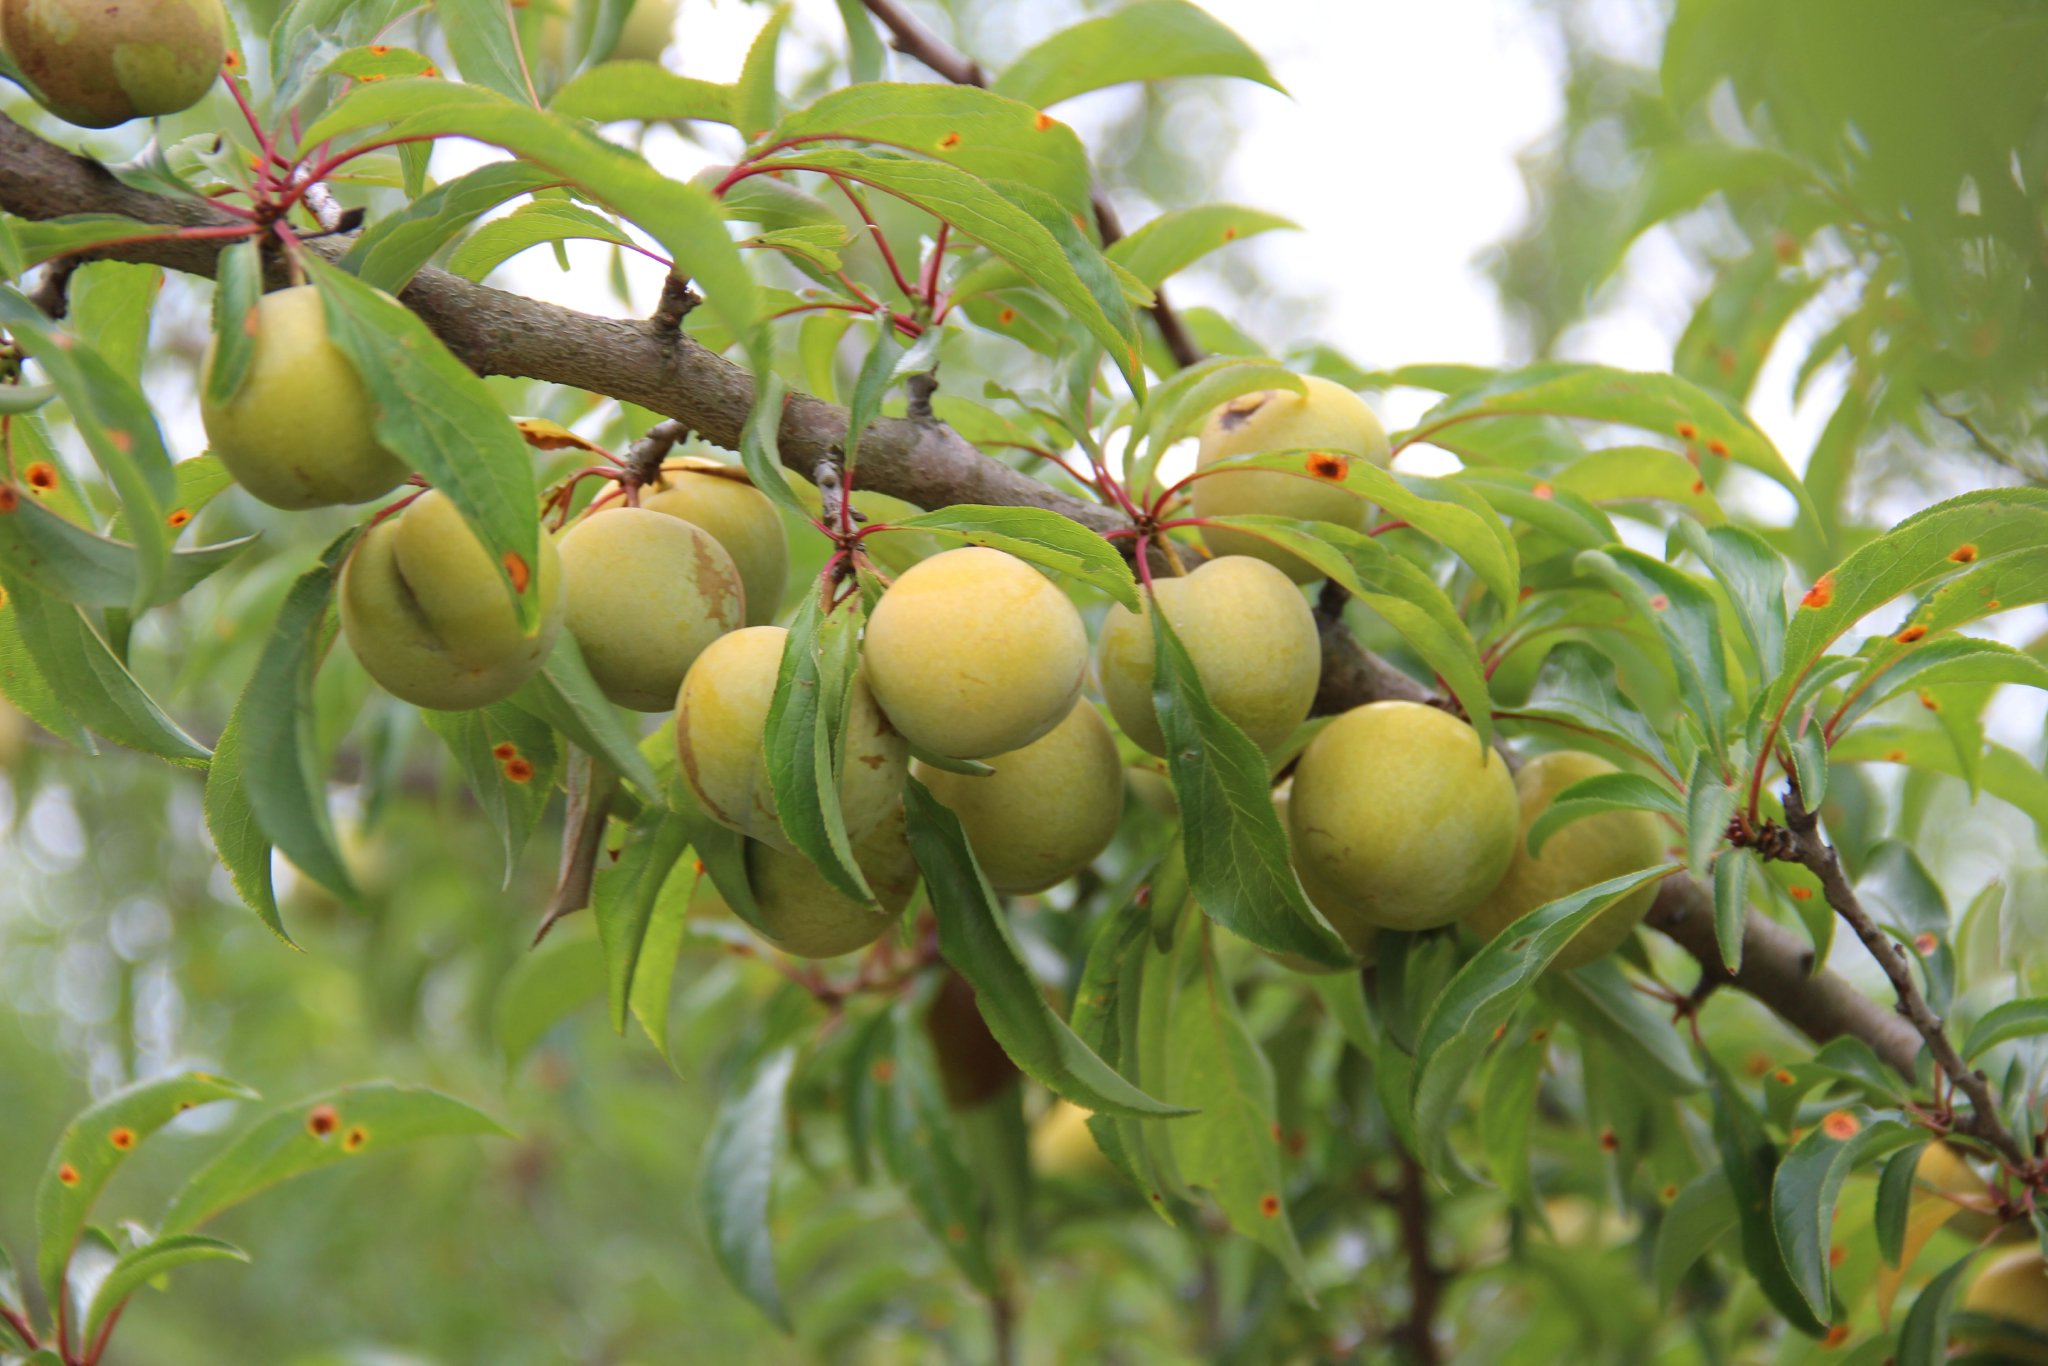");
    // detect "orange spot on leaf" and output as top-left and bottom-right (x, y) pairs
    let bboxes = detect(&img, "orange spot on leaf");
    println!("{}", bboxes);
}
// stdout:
(0, 486), (18, 513)
(1914, 932), (1939, 956)
(223, 50), (243, 72)
(1650, 594), (1670, 611)
(369, 44), (391, 55)
(1949, 543), (1978, 563)
(58, 1163), (79, 1186)
(1599, 1128), (1619, 1152)
(109, 1127), (135, 1150)
(998, 308), (1016, 325)
(1676, 422), (1698, 440)
(1032, 112), (1053, 131)
(1222, 225), (1238, 241)
(1918, 689), (1941, 711)
(492, 742), (518, 761)
(503, 757), (535, 784)
(871, 1058), (895, 1084)
(1829, 1244), (1847, 1267)
(1707, 439), (1729, 457)
(1821, 1324), (1850, 1350)
(1895, 624), (1928, 643)
(1801, 573), (1835, 609)
(502, 552), (531, 593)
(1259, 1193), (1281, 1218)
(343, 1126), (368, 1153)
(938, 132), (961, 150)
(1790, 886), (1813, 901)
(1885, 749), (1907, 763)
(1821, 1110), (1861, 1140)
(1306, 451), (1348, 481)
(307, 1104), (341, 1138)
(1532, 481), (1554, 499)
(167, 508), (192, 528)
(24, 462), (57, 490)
